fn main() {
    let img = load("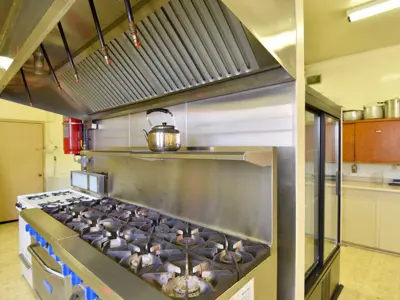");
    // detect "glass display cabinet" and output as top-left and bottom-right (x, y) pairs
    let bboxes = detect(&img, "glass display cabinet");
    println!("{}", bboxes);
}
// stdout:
(305, 87), (343, 300)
